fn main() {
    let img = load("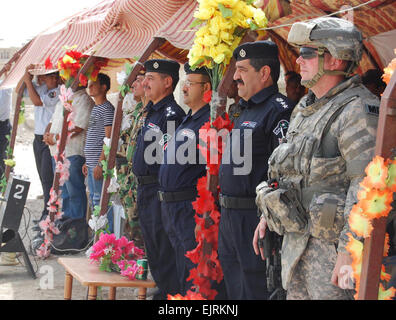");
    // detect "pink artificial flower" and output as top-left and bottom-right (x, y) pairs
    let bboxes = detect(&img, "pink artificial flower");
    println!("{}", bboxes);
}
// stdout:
(116, 259), (127, 271)
(59, 85), (73, 112)
(120, 261), (139, 280)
